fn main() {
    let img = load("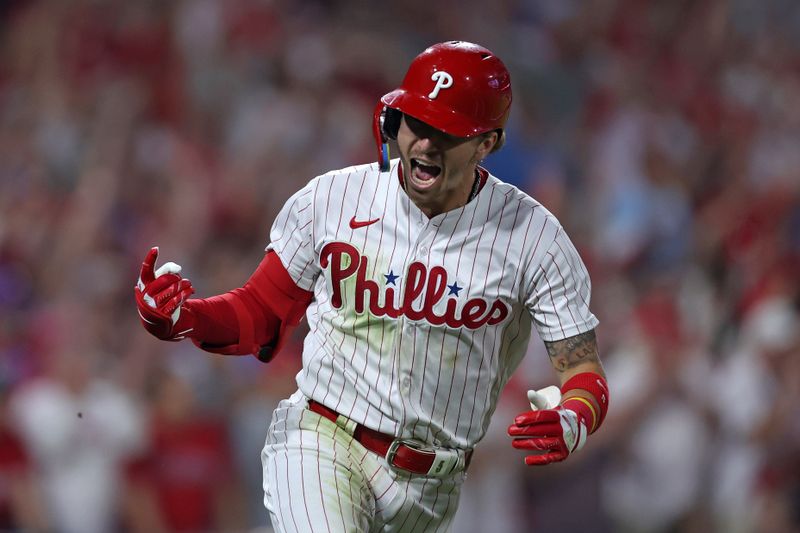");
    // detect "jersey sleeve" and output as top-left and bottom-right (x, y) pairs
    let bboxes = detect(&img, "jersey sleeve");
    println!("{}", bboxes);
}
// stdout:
(266, 179), (319, 291)
(524, 227), (599, 342)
